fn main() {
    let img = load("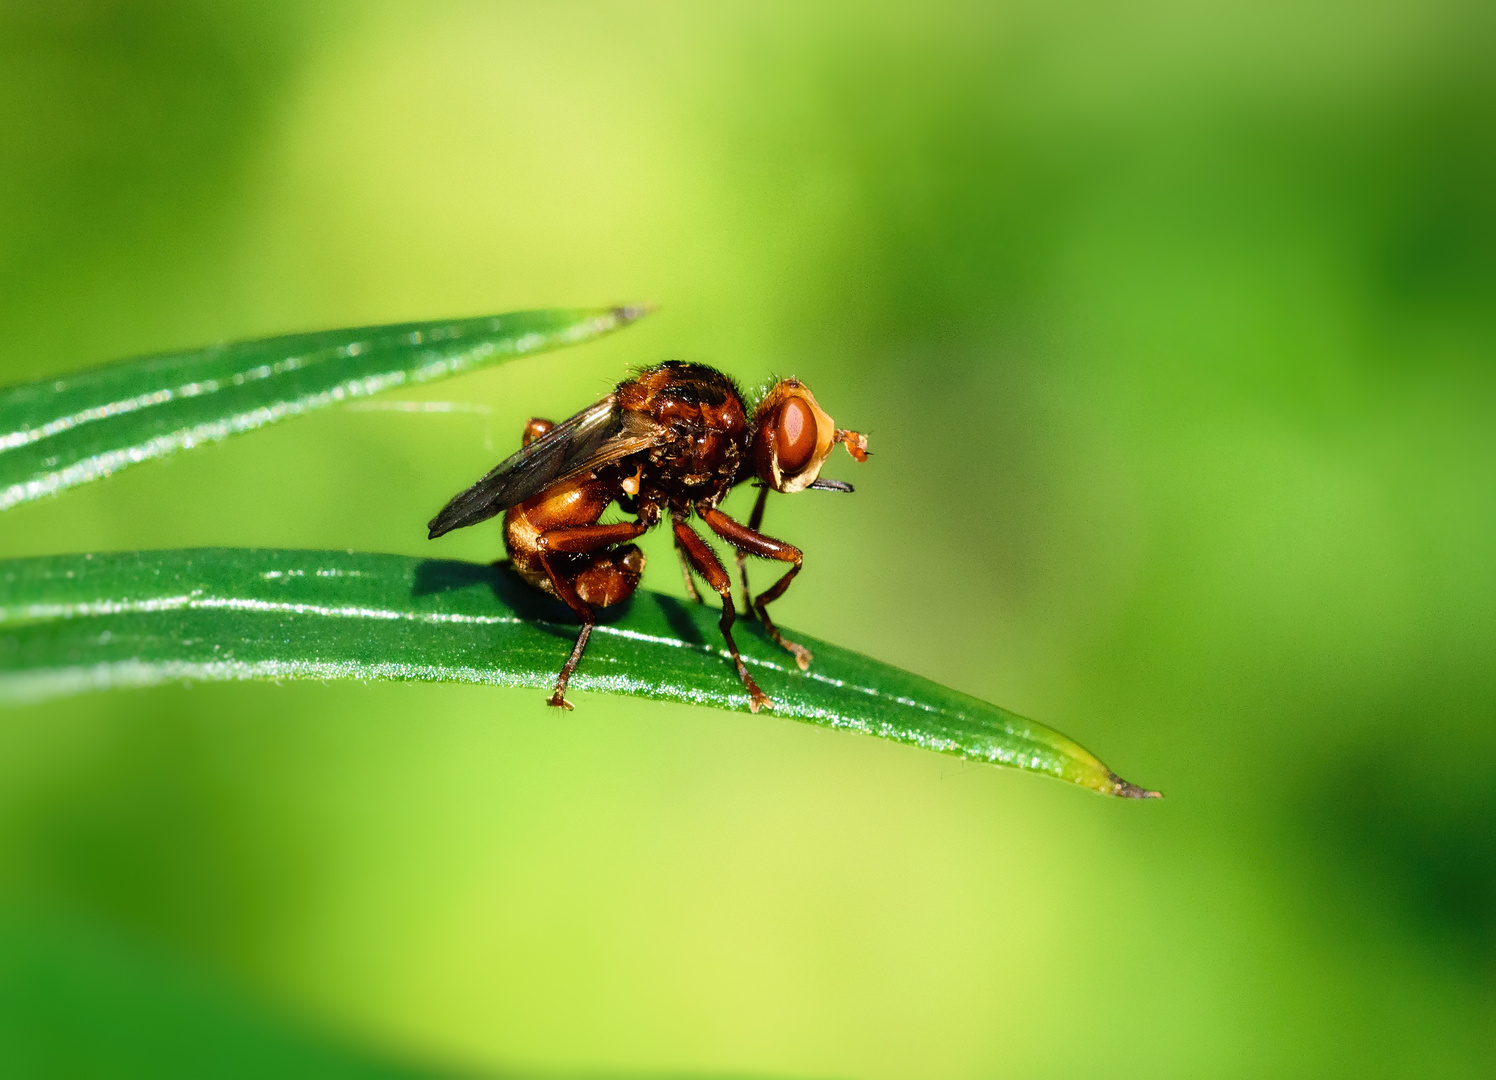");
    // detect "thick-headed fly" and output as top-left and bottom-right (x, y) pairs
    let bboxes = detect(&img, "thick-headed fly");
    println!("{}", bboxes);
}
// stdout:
(428, 362), (868, 712)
